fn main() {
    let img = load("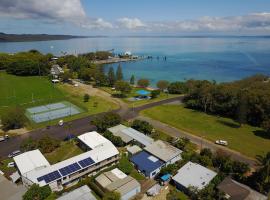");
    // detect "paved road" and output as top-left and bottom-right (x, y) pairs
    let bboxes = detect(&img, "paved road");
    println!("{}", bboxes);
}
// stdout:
(0, 96), (183, 158)
(0, 93), (257, 168)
